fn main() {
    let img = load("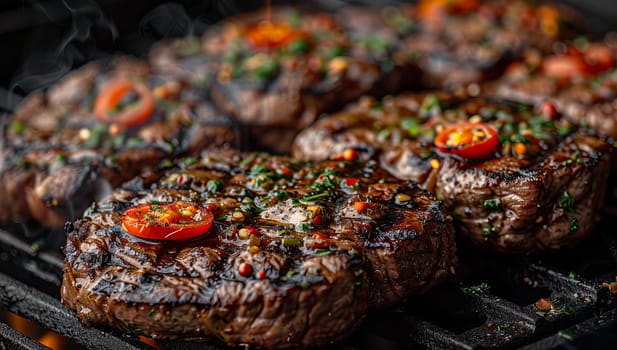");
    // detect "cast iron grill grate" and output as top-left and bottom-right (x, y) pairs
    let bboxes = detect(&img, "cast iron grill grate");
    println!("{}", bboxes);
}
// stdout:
(0, 218), (615, 350)
(1, 1), (617, 349)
